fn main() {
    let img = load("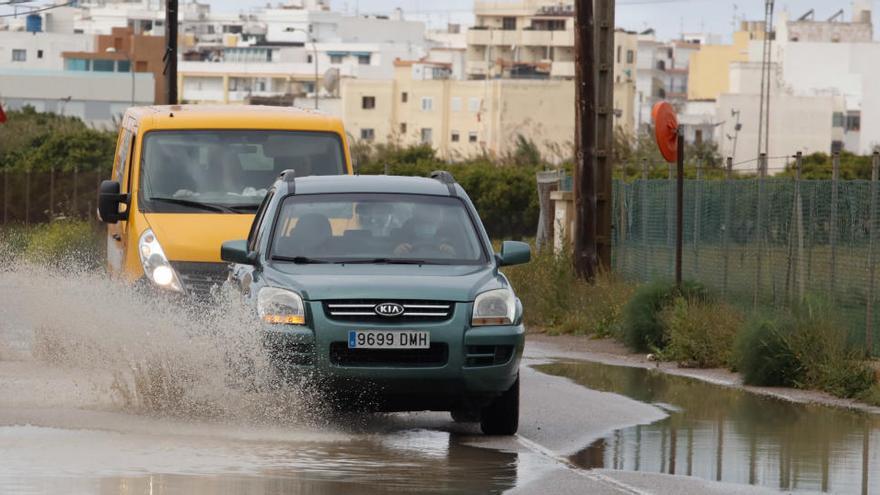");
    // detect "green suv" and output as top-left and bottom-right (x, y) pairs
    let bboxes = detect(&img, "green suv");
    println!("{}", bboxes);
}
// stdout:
(221, 171), (530, 435)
